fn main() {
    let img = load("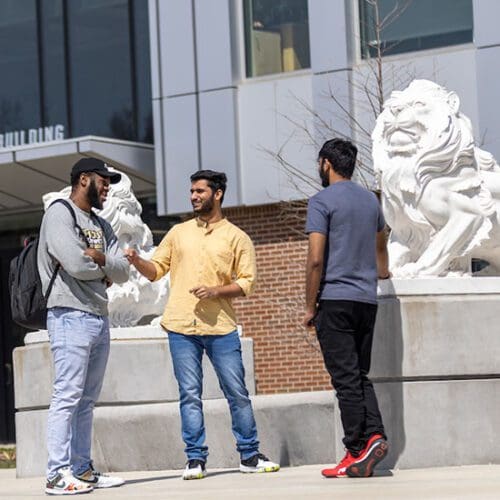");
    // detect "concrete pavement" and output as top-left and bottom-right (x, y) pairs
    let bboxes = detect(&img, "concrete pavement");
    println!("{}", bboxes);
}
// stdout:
(1, 464), (499, 499)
